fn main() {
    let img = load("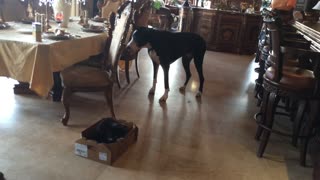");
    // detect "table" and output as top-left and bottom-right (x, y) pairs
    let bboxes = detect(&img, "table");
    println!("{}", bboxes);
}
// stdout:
(292, 21), (320, 52)
(0, 20), (108, 99)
